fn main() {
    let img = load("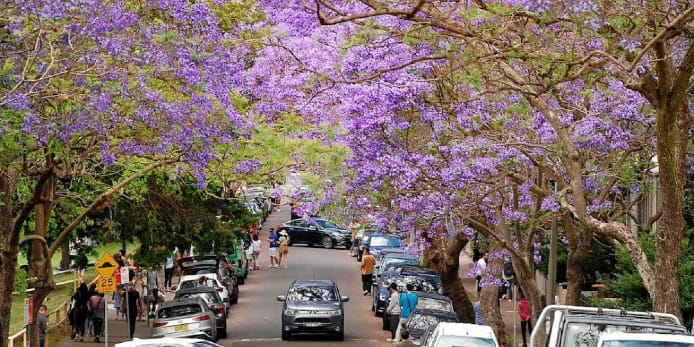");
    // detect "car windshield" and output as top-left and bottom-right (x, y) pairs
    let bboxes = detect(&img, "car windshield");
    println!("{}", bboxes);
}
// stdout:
(369, 236), (401, 247)
(157, 304), (203, 319)
(315, 219), (342, 229)
(286, 285), (338, 302)
(418, 297), (454, 312)
(182, 267), (217, 276)
(437, 336), (497, 347)
(180, 279), (218, 290)
(407, 313), (456, 331)
(175, 292), (219, 305)
(602, 342), (694, 347)
(401, 275), (443, 293)
(563, 323), (686, 347)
